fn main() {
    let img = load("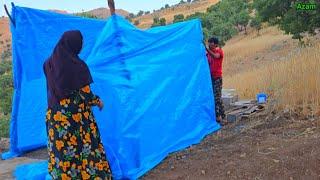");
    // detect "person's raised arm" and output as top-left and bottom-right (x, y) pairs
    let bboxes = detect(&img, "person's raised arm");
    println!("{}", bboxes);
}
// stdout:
(204, 44), (221, 59)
